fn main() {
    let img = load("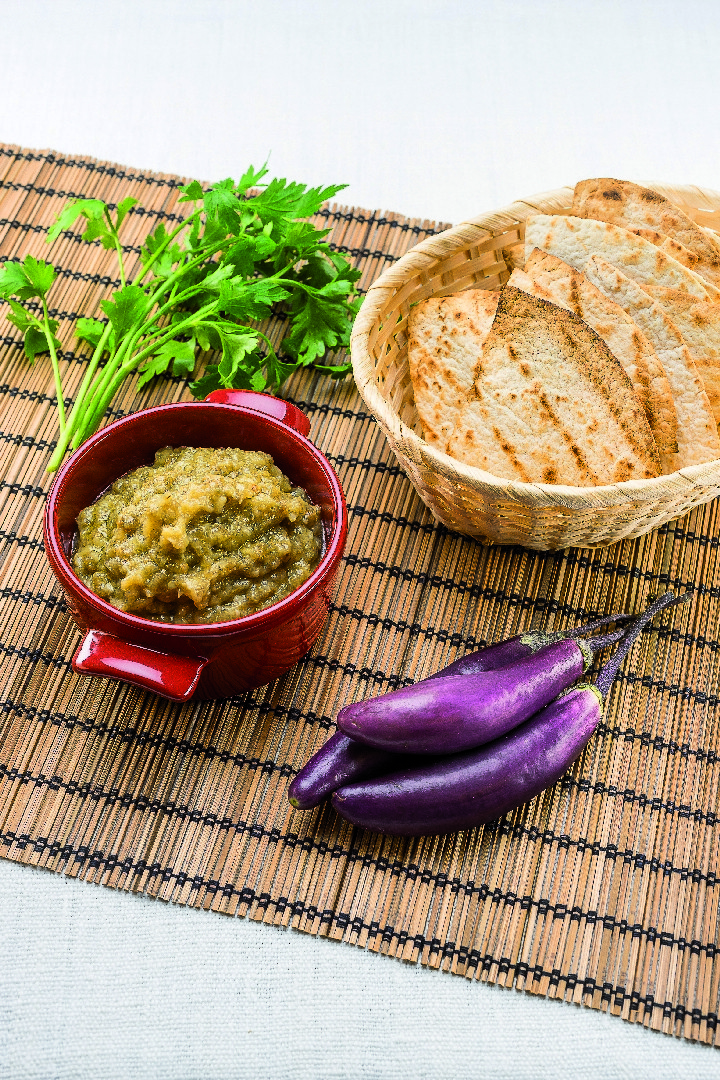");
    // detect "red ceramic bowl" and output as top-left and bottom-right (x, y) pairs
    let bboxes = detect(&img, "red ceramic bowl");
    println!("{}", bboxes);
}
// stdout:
(44, 390), (347, 701)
